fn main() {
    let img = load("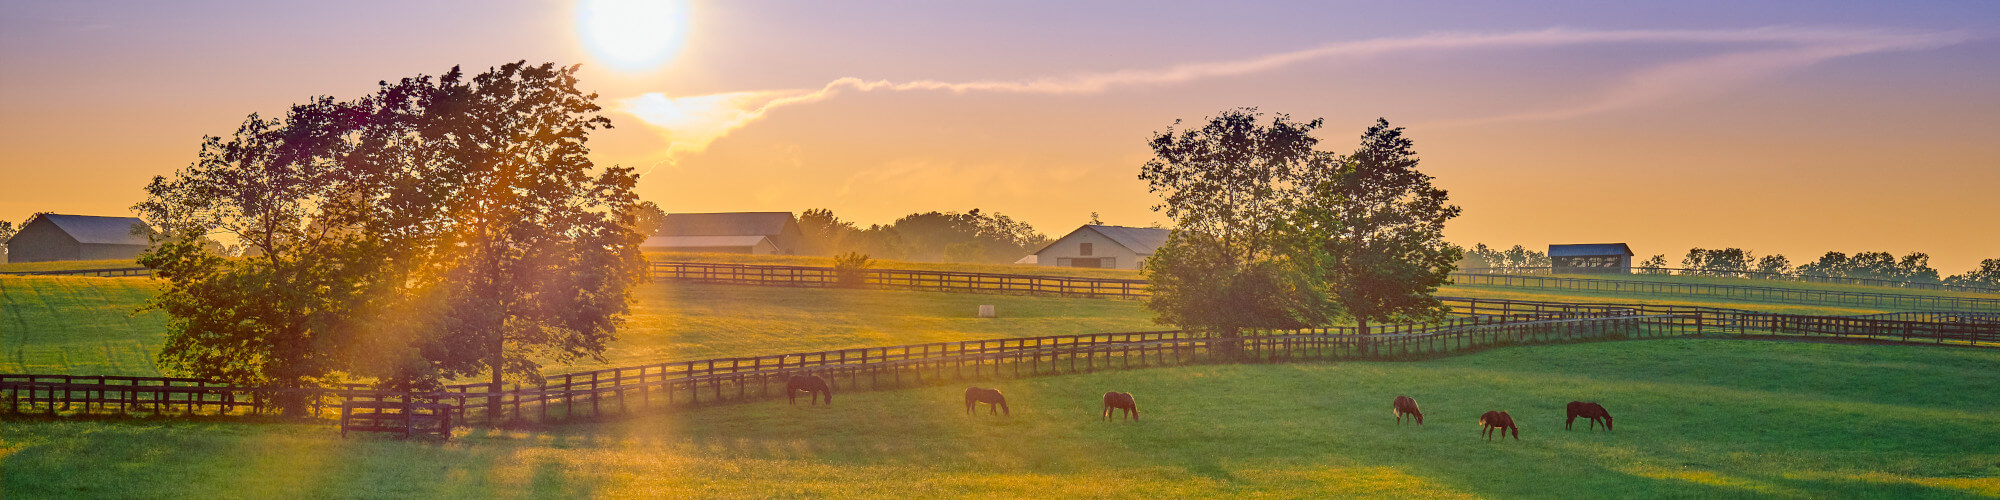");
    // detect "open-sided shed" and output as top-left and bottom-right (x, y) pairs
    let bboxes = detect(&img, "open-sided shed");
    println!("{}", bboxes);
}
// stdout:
(1549, 243), (1634, 274)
